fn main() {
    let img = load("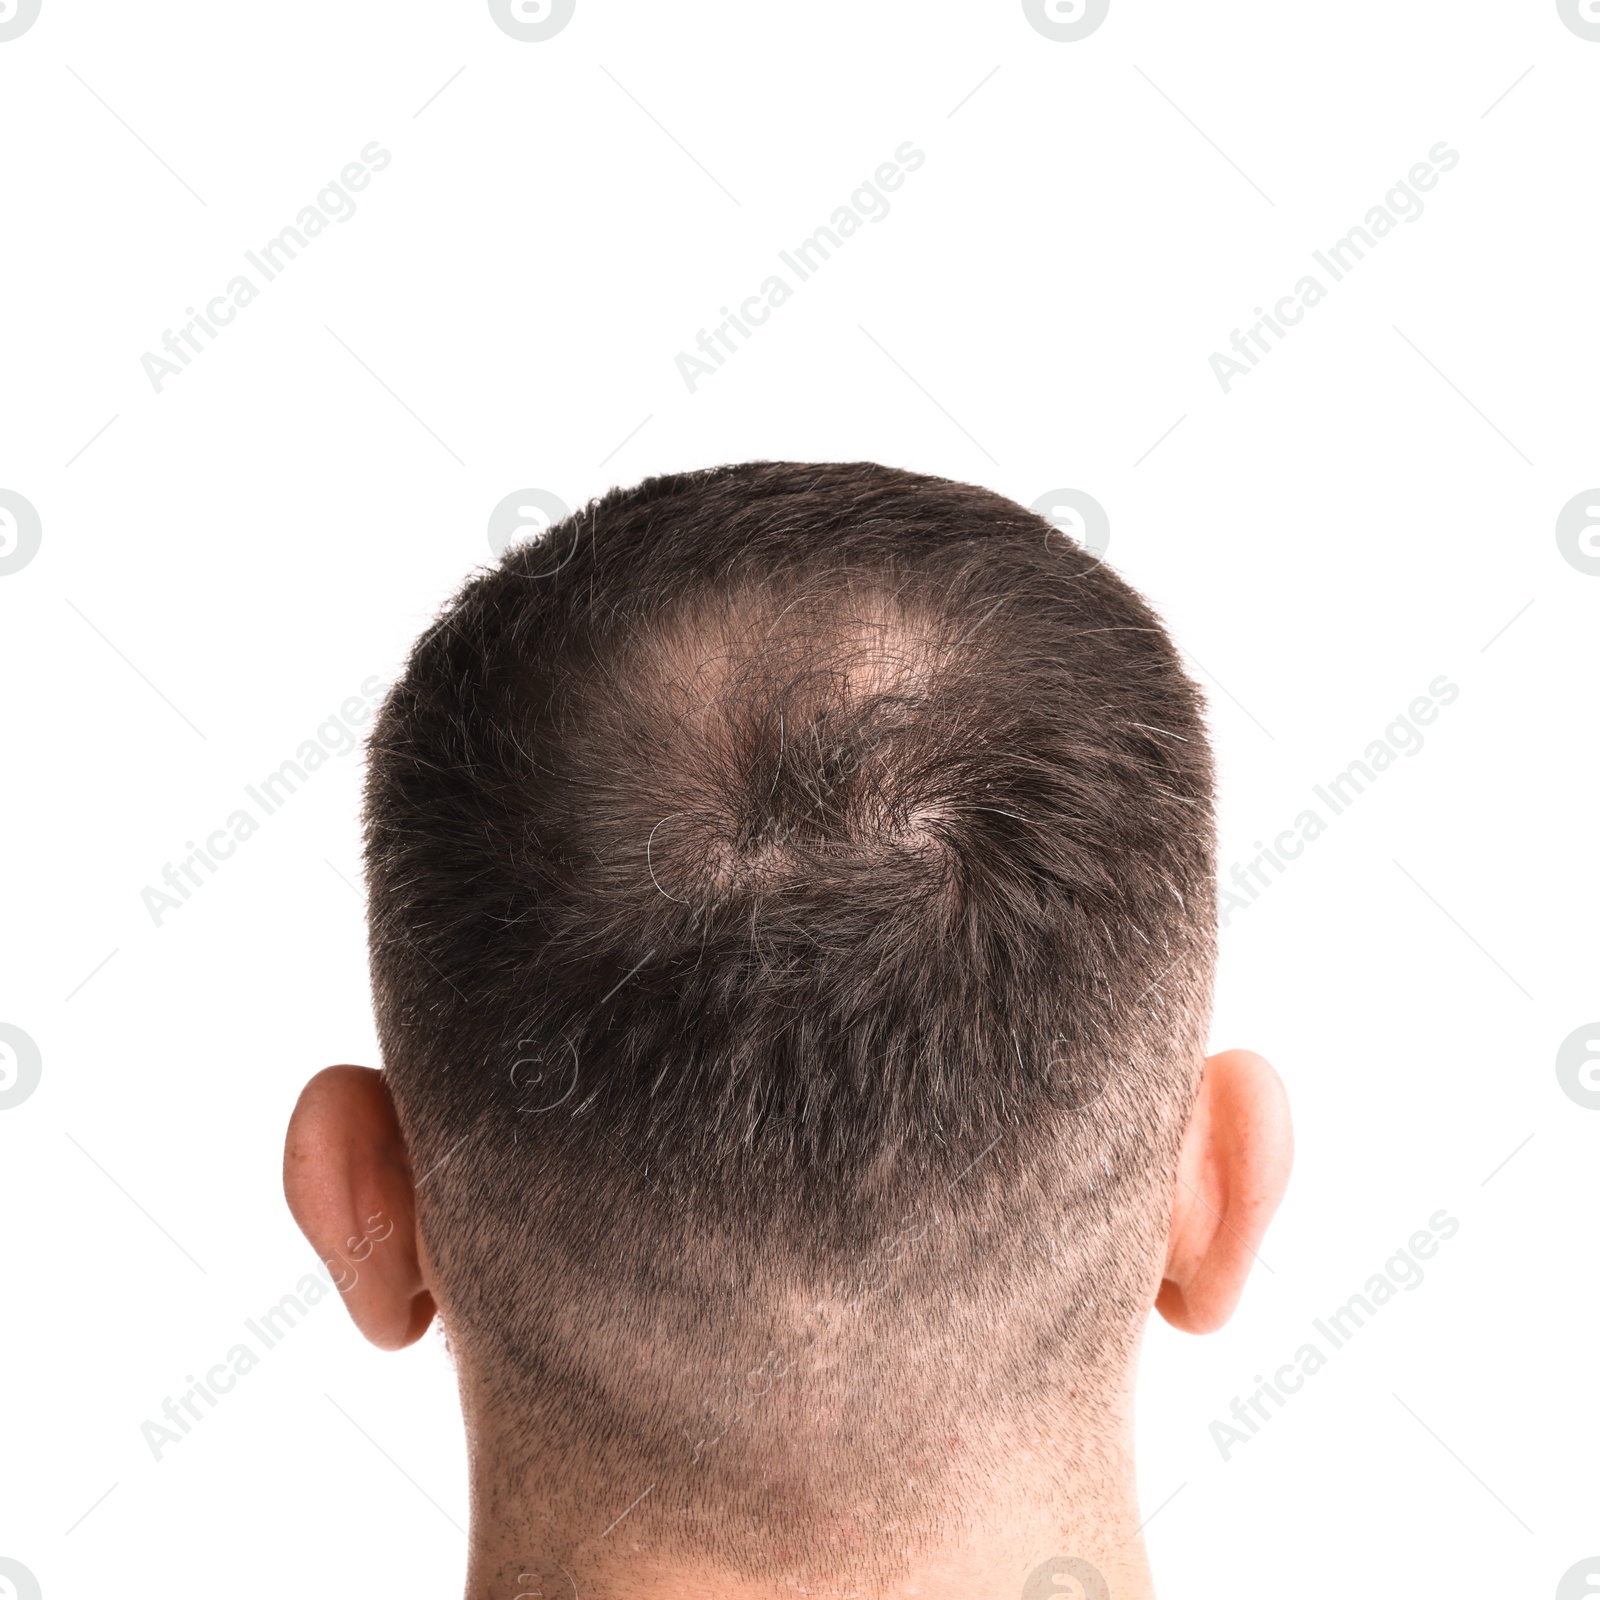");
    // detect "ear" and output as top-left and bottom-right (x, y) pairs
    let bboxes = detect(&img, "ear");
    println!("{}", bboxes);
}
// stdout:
(283, 1065), (436, 1349)
(1156, 1048), (1292, 1334)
